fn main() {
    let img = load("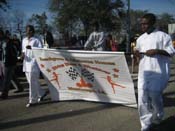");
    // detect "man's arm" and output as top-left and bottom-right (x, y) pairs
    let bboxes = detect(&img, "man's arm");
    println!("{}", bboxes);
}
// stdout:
(145, 49), (170, 57)
(93, 32), (105, 48)
(84, 33), (94, 50)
